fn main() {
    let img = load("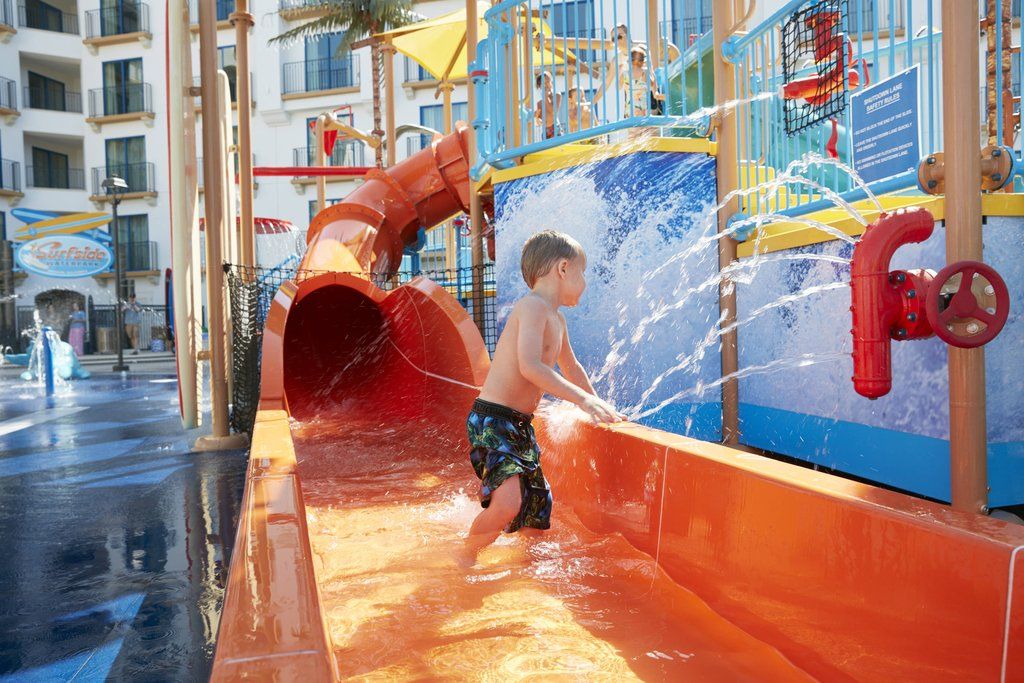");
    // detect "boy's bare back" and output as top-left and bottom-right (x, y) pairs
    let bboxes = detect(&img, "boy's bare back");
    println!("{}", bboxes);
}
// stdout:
(477, 295), (563, 416)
